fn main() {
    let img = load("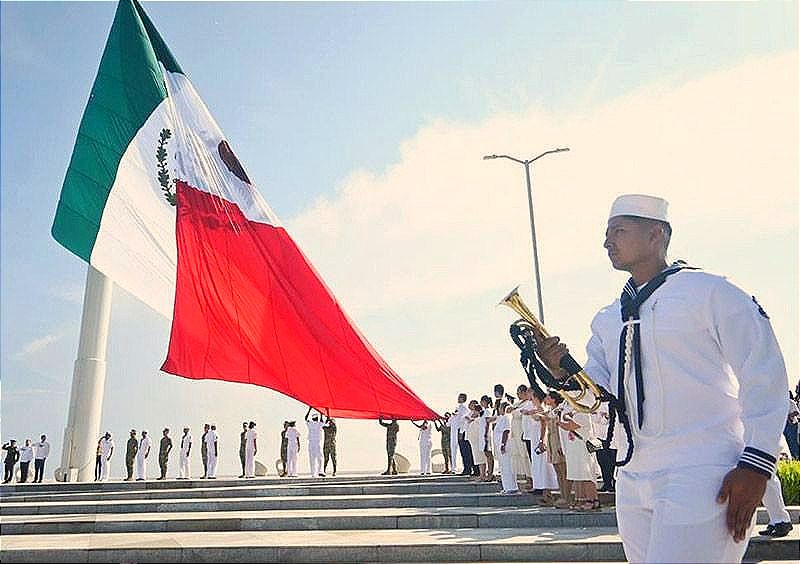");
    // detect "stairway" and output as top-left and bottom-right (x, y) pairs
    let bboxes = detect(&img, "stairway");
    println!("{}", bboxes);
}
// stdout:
(1, 474), (797, 562)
